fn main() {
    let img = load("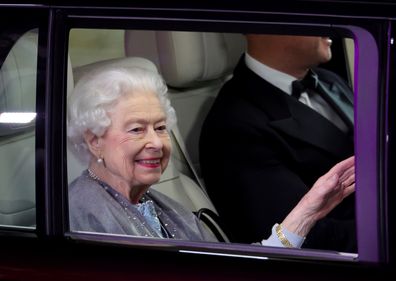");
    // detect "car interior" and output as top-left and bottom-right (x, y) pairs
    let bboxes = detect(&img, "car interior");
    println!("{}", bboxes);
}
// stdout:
(0, 27), (355, 245)
(0, 29), (37, 227)
(65, 29), (247, 242)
